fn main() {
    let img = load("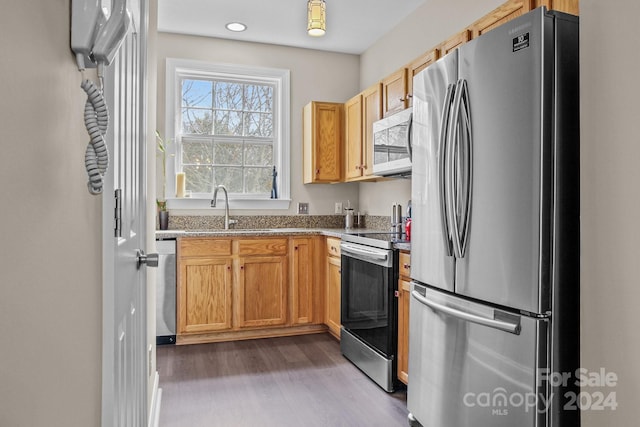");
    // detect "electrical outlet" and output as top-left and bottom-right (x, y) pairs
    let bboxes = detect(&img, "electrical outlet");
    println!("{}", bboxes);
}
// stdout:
(297, 202), (309, 215)
(334, 202), (343, 214)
